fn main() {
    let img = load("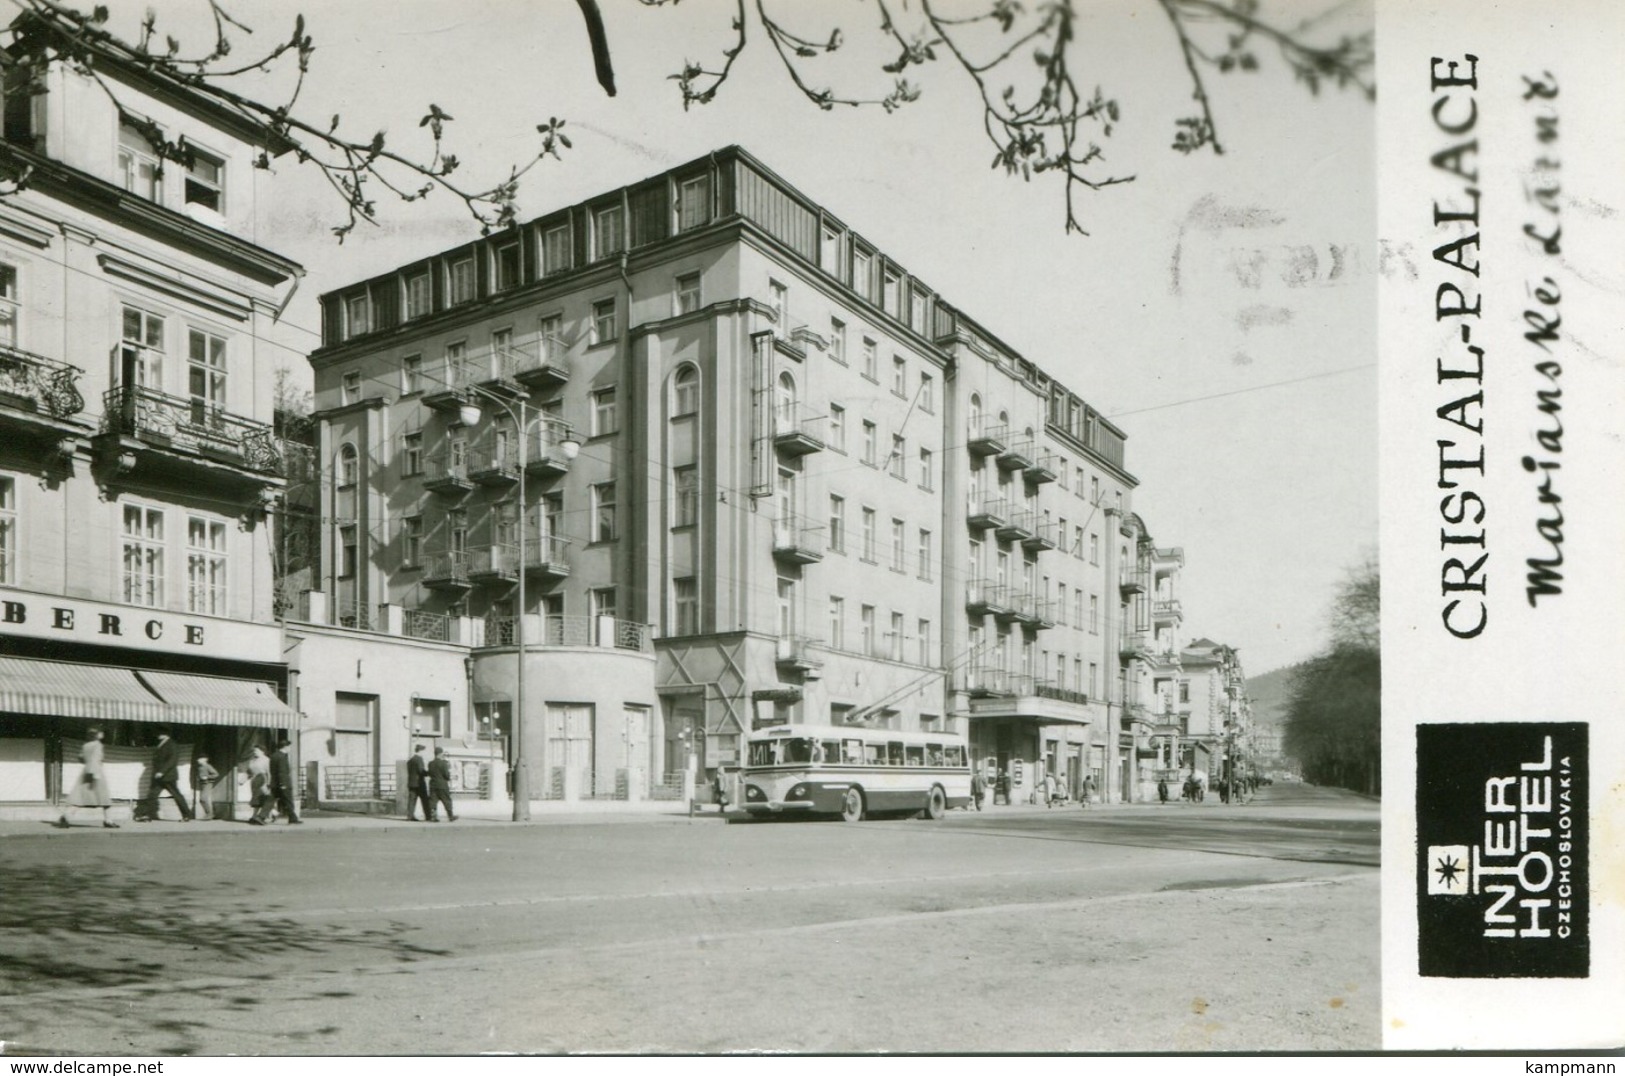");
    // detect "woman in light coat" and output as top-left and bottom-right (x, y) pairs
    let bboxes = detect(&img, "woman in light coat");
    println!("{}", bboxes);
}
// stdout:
(244, 745), (273, 824)
(58, 726), (117, 829)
